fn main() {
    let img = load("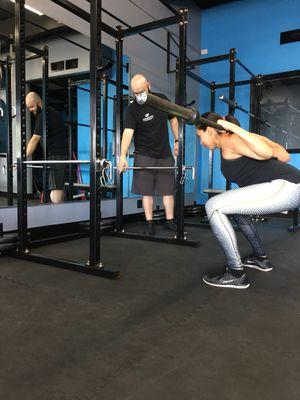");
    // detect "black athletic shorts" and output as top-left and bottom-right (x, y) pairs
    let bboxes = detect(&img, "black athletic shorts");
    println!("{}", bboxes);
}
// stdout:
(48, 154), (67, 191)
(131, 153), (175, 196)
